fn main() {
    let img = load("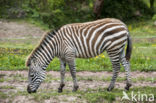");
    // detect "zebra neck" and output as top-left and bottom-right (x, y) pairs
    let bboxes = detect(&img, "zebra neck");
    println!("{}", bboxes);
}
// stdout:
(34, 36), (61, 67)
